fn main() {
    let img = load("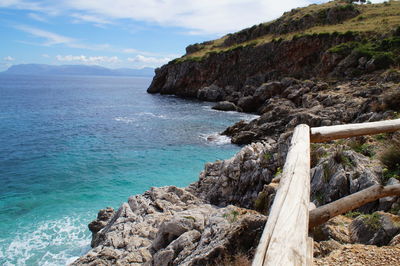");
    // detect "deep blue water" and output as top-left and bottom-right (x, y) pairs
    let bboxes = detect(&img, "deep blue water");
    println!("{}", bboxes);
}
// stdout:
(0, 74), (258, 265)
